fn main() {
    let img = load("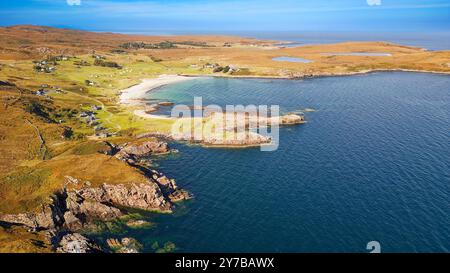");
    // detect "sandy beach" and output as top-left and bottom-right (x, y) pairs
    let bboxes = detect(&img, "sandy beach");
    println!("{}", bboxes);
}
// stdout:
(133, 109), (174, 120)
(120, 74), (197, 105)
